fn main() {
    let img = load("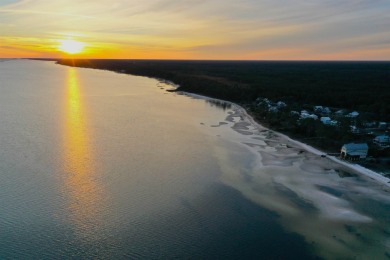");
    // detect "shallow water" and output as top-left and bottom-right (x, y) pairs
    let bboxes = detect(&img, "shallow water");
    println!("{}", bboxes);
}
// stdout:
(0, 60), (389, 259)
